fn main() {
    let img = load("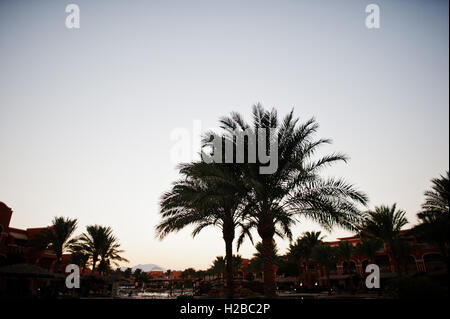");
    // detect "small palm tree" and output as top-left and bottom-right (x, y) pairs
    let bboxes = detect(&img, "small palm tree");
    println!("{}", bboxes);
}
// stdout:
(98, 230), (127, 274)
(248, 241), (280, 280)
(288, 231), (324, 271)
(337, 241), (354, 274)
(420, 171), (449, 216)
(359, 204), (408, 273)
(210, 256), (226, 280)
(69, 244), (90, 272)
(412, 171), (449, 269)
(311, 243), (337, 291)
(77, 225), (127, 274)
(35, 217), (78, 271)
(232, 255), (243, 276)
(157, 161), (247, 298)
(336, 241), (356, 291)
(355, 238), (383, 264)
(288, 231), (323, 287)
